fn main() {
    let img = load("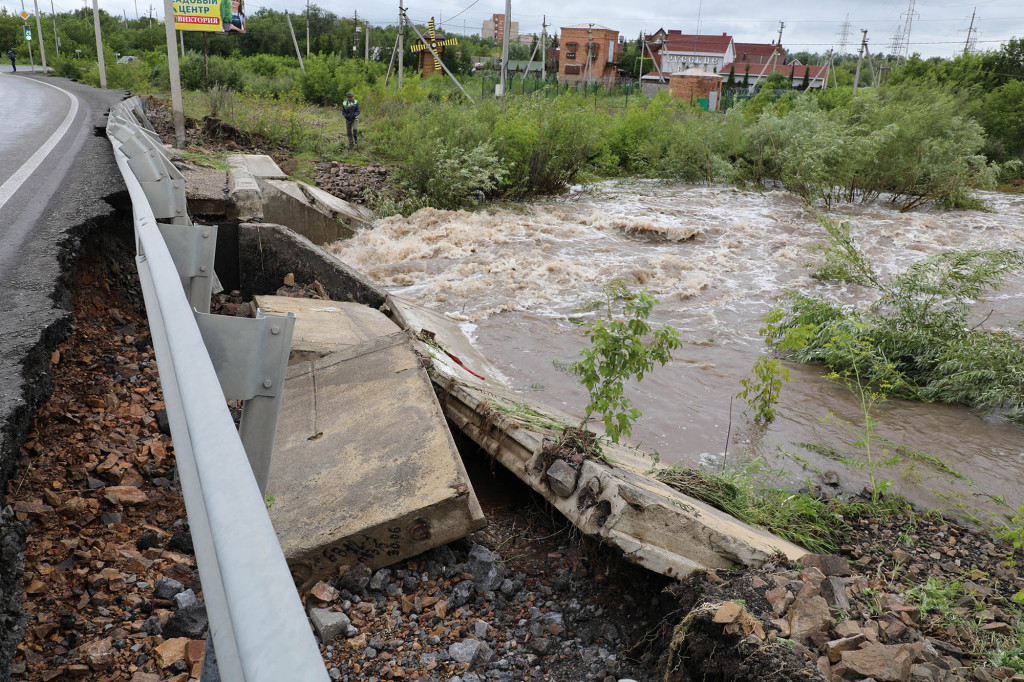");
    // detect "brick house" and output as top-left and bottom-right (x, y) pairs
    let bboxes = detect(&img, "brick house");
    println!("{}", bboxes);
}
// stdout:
(669, 68), (724, 110)
(558, 24), (621, 85)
